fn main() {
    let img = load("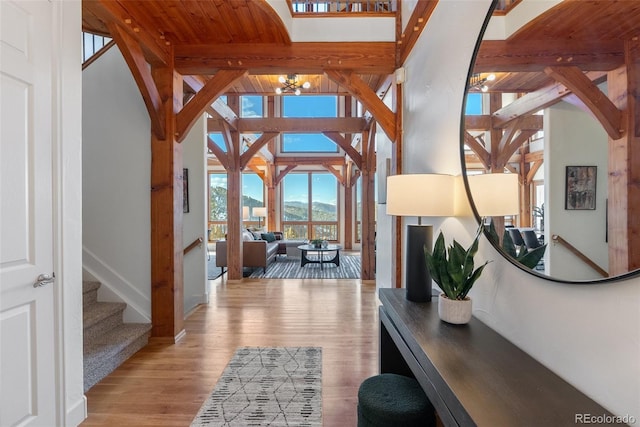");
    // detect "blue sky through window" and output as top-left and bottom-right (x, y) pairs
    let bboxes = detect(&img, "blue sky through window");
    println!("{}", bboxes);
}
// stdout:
(465, 93), (482, 115)
(282, 95), (338, 152)
(241, 96), (263, 117)
(283, 172), (336, 206)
